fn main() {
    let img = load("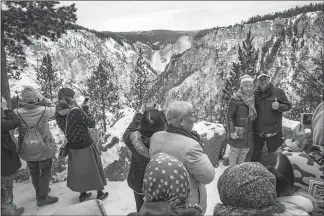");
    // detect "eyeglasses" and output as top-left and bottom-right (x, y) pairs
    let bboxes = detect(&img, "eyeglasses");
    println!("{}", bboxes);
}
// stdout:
(258, 76), (269, 81)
